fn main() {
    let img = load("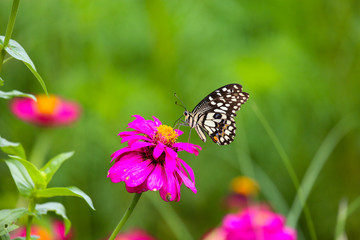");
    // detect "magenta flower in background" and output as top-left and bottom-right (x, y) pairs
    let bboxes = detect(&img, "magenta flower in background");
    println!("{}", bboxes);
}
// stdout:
(220, 205), (297, 240)
(107, 115), (201, 202)
(114, 229), (155, 240)
(11, 94), (81, 127)
(10, 220), (73, 240)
